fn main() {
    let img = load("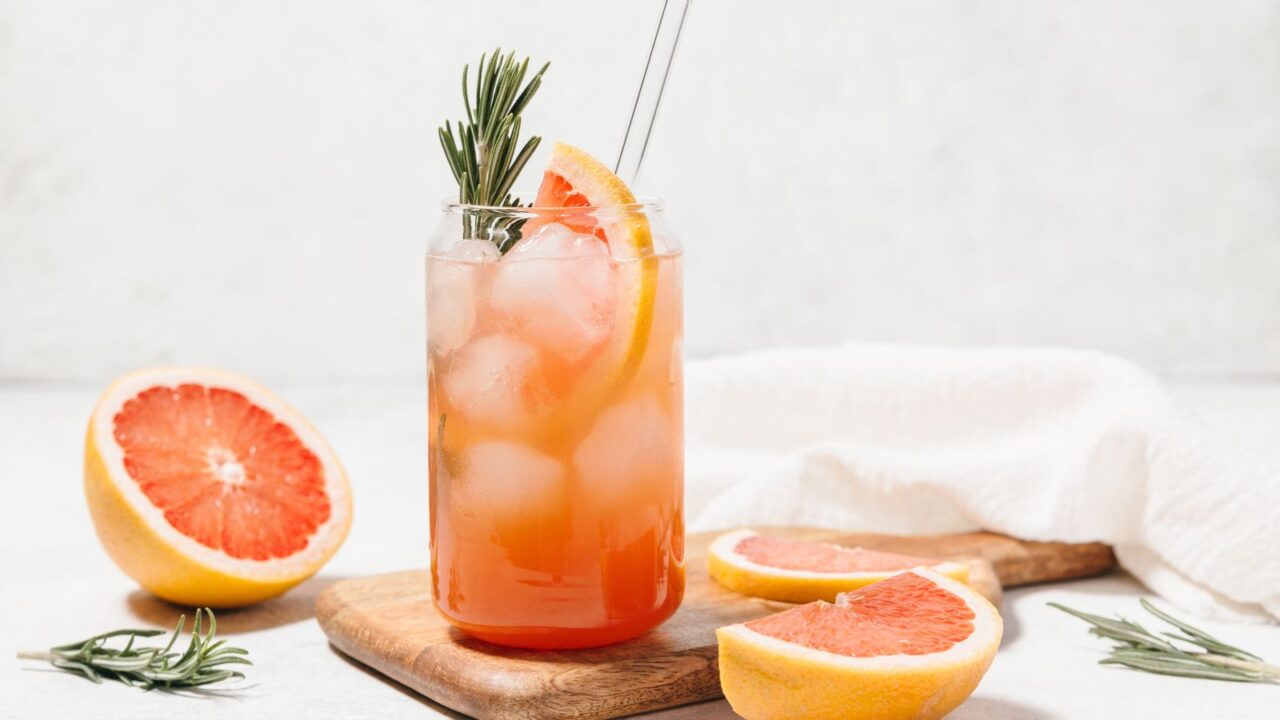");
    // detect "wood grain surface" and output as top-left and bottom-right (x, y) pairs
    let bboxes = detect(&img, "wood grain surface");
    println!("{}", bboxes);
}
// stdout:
(316, 528), (1114, 720)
